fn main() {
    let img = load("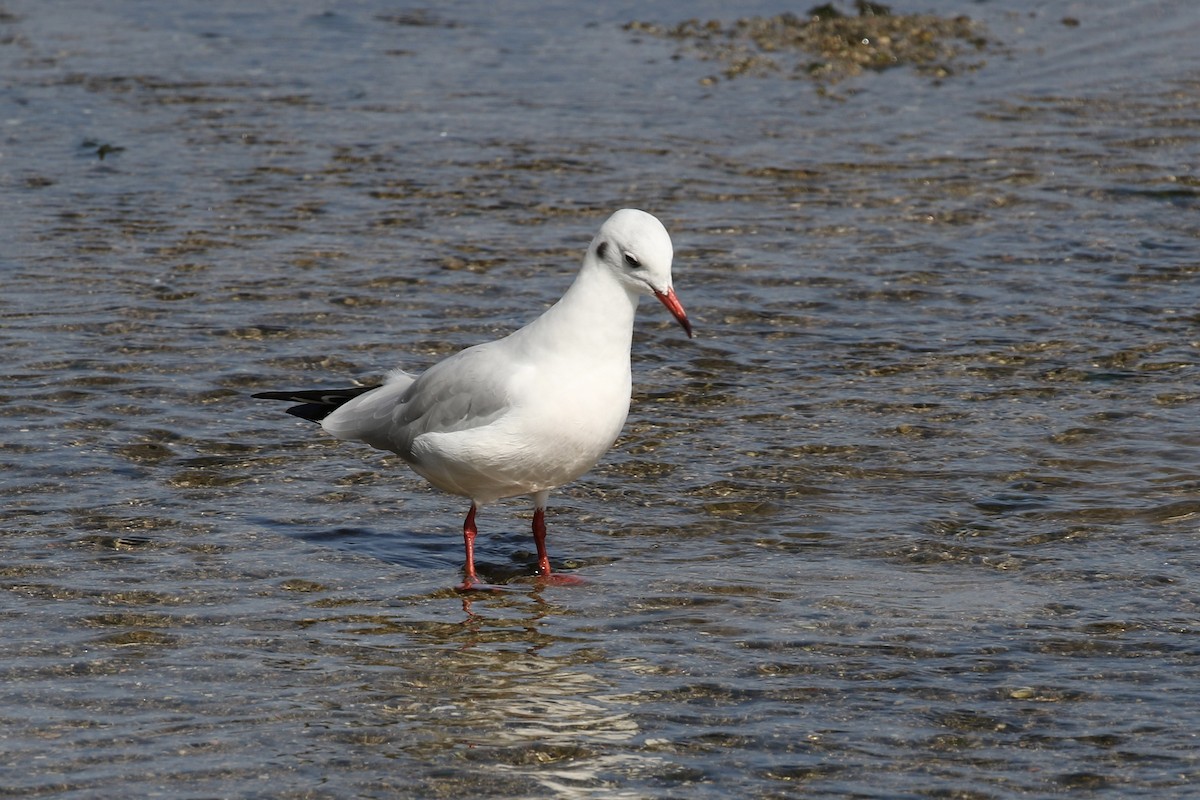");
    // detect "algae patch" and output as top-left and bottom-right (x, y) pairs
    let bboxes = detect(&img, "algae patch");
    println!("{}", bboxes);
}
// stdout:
(626, 1), (995, 87)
